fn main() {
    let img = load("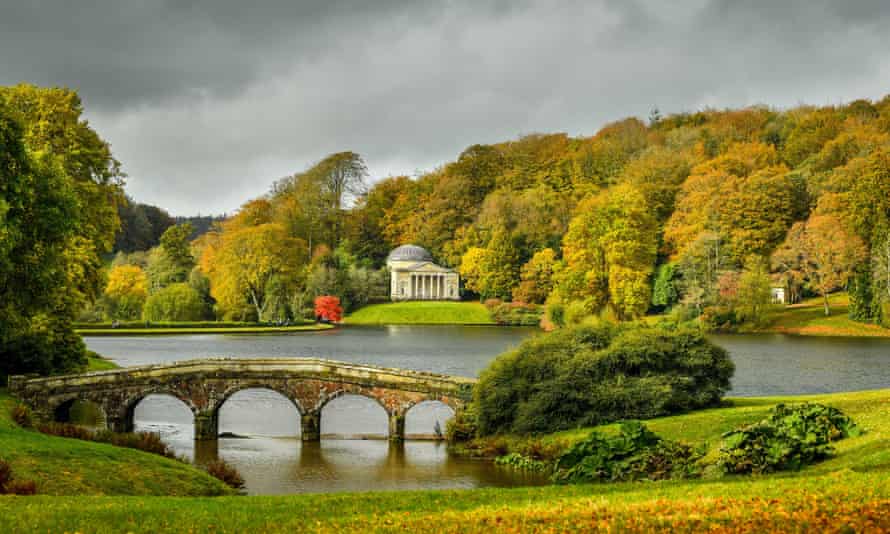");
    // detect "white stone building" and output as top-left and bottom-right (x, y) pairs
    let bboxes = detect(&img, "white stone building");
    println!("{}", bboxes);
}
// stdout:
(386, 244), (460, 301)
